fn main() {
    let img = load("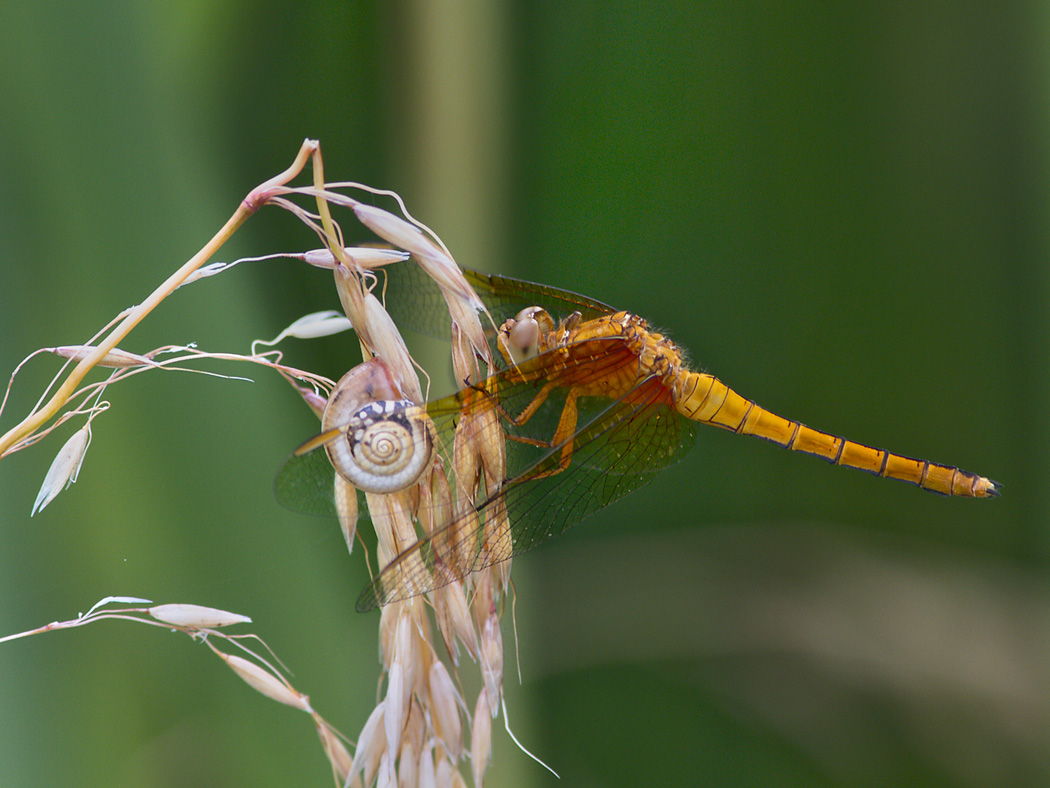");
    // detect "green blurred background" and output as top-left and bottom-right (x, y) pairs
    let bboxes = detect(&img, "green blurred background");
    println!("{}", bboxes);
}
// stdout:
(0, 3), (1045, 787)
